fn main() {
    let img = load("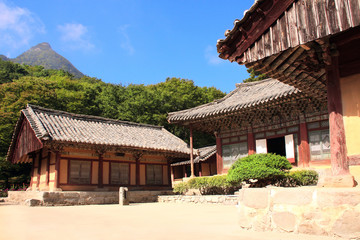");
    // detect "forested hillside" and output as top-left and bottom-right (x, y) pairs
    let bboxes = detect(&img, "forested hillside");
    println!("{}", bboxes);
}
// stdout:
(0, 59), (225, 179)
(0, 59), (225, 191)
